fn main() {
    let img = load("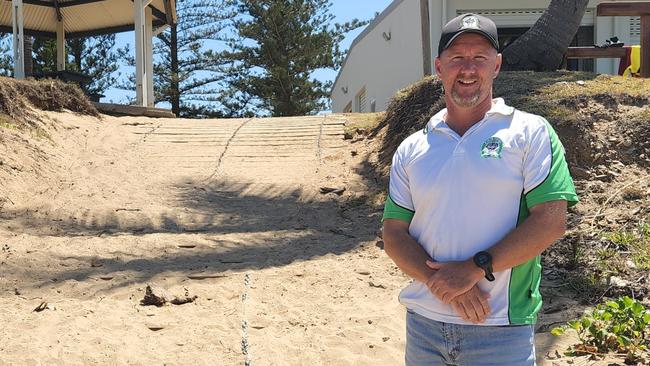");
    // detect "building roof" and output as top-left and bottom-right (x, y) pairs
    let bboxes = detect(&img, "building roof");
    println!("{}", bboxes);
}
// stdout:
(0, 0), (177, 39)
(331, 0), (406, 94)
